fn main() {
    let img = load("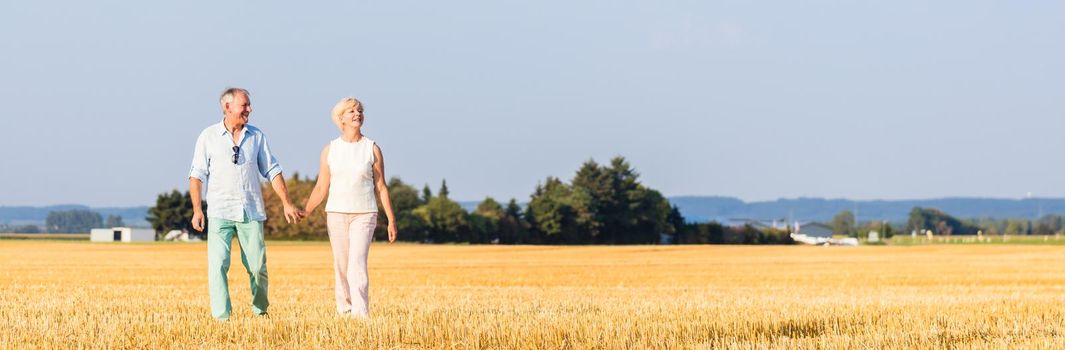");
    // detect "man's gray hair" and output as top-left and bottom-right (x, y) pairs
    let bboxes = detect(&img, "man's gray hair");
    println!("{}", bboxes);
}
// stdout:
(219, 87), (250, 107)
